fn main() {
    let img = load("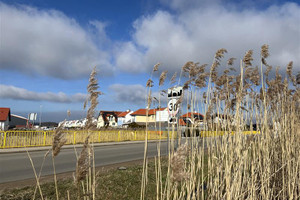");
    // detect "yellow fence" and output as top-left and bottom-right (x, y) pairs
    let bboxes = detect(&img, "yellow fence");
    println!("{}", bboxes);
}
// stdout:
(0, 130), (258, 149)
(0, 130), (169, 149)
(200, 130), (259, 137)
